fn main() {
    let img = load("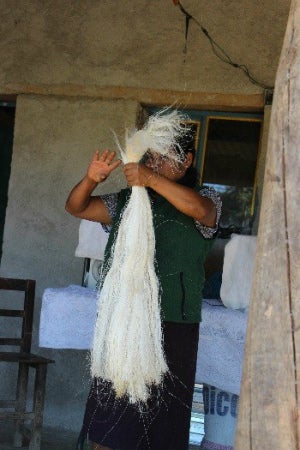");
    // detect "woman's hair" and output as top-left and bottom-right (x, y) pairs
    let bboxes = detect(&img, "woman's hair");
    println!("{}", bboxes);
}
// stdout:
(175, 126), (198, 188)
(178, 162), (198, 188)
(176, 125), (196, 156)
